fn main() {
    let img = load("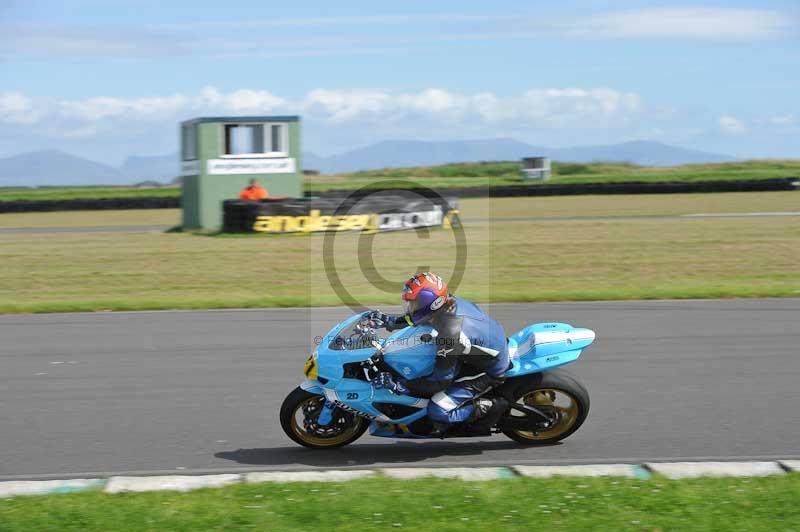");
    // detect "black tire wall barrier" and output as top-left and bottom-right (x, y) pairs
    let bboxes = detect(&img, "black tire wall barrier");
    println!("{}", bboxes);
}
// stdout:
(1, 178), (796, 214)
(0, 197), (180, 213)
